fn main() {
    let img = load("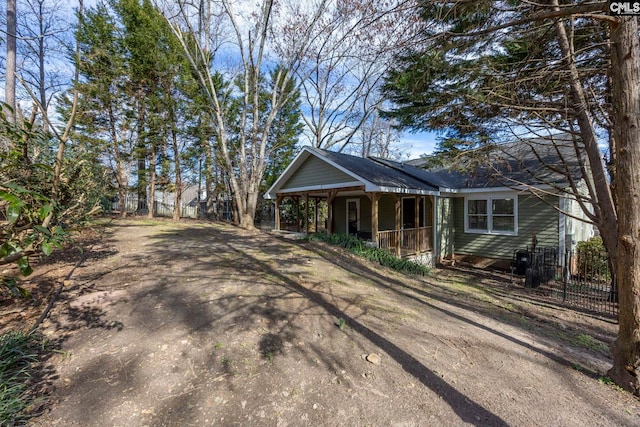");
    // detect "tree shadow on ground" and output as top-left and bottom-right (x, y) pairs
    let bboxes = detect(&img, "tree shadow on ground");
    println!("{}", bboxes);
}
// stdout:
(23, 230), (127, 422)
(142, 225), (511, 426)
(29, 222), (632, 426)
(295, 239), (631, 423)
(142, 224), (632, 426)
(304, 240), (616, 354)
(239, 246), (510, 426)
